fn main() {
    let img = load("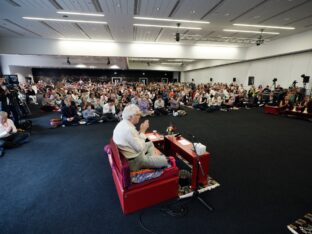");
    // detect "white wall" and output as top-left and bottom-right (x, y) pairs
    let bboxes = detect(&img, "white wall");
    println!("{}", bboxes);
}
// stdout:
(182, 51), (312, 91)
(8, 66), (33, 83)
(0, 37), (246, 60)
